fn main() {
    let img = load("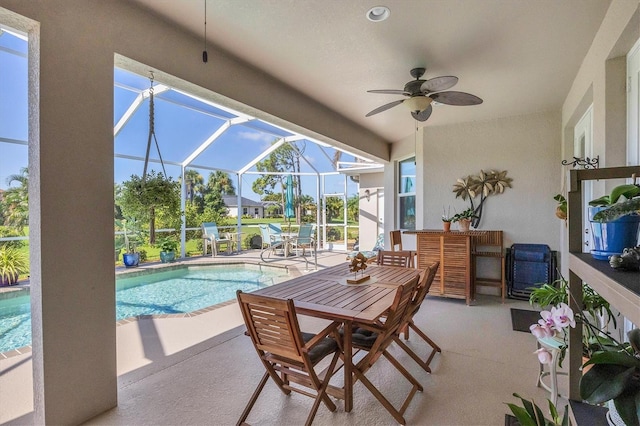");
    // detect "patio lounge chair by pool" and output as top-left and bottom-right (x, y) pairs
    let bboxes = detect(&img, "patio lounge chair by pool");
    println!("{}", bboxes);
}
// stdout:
(346, 233), (384, 263)
(202, 222), (231, 256)
(258, 224), (285, 257)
